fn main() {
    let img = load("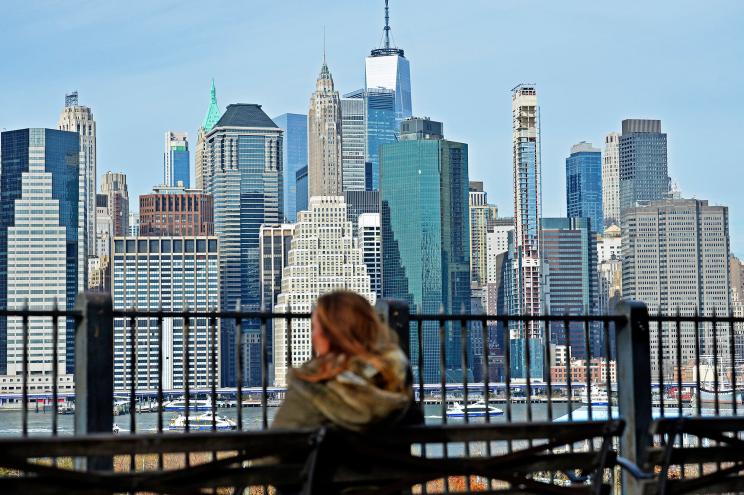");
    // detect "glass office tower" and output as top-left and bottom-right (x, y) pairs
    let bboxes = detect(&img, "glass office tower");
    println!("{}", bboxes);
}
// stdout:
(619, 119), (670, 213)
(565, 142), (603, 232)
(164, 131), (190, 188)
(0, 128), (82, 375)
(381, 117), (470, 383)
(202, 104), (283, 386)
(272, 113), (307, 222)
